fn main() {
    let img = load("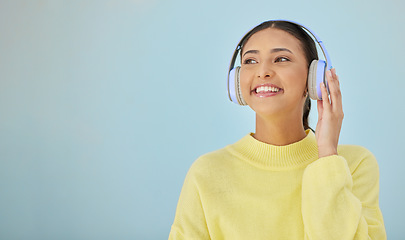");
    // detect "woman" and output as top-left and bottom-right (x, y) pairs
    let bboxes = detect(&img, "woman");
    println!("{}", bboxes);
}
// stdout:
(169, 20), (386, 239)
